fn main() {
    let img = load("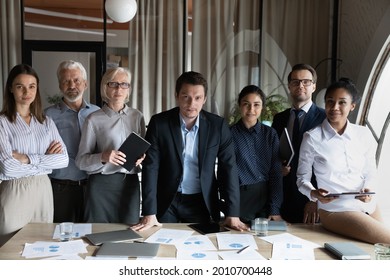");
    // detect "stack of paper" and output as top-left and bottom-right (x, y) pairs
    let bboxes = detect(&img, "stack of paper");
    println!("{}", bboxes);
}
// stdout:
(216, 233), (258, 250)
(175, 235), (217, 251)
(175, 234), (219, 260)
(260, 232), (320, 260)
(21, 240), (88, 259)
(215, 233), (266, 260)
(176, 250), (220, 260)
(144, 228), (194, 245)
